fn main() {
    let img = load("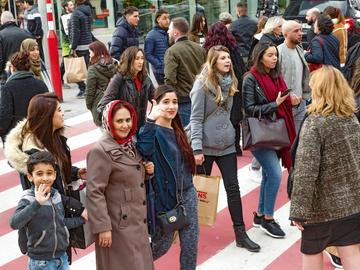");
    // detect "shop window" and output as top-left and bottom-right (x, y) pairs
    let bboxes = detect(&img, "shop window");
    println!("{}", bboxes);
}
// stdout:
(195, 0), (228, 26)
(89, 0), (109, 28)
